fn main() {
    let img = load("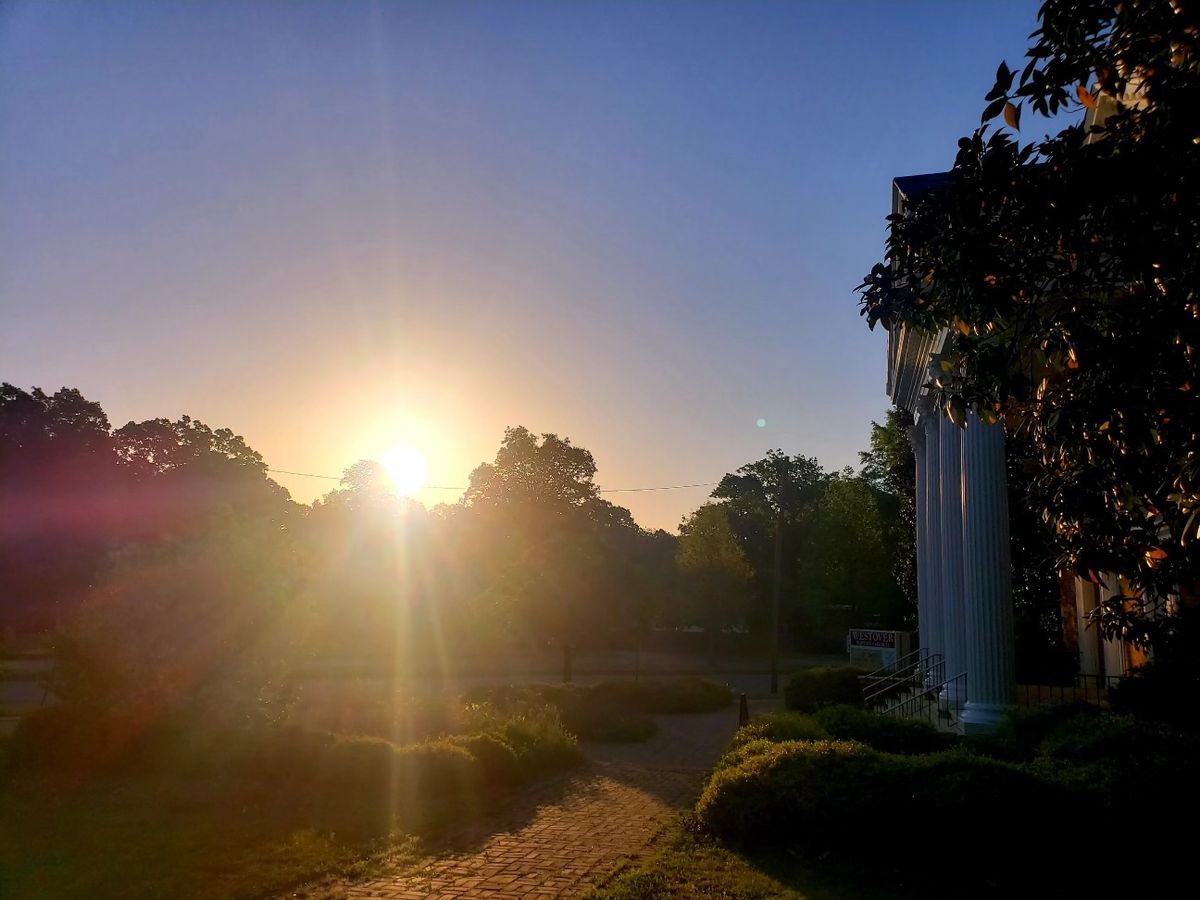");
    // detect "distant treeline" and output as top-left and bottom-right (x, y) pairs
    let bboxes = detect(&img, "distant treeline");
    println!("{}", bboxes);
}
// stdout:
(1, 383), (913, 718)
